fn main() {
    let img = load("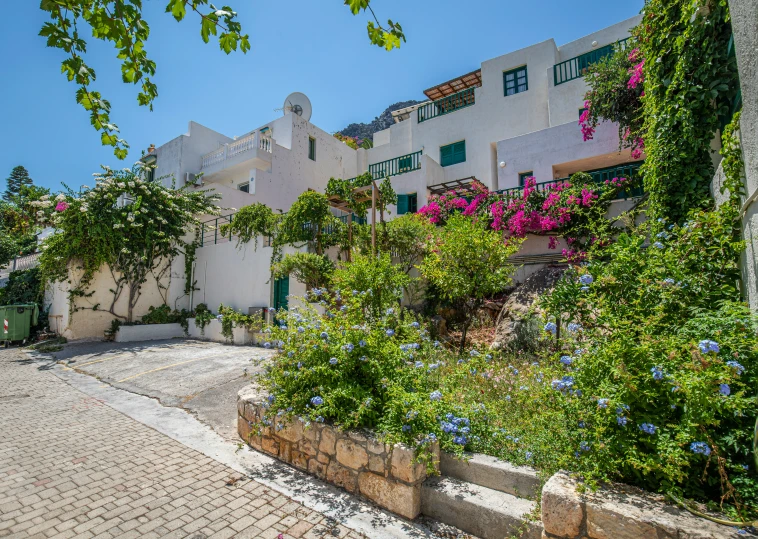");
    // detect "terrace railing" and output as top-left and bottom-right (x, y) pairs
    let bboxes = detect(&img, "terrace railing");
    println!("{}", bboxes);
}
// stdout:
(553, 37), (632, 86)
(495, 162), (644, 200)
(201, 131), (273, 171)
(417, 88), (476, 124)
(369, 151), (422, 180)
